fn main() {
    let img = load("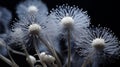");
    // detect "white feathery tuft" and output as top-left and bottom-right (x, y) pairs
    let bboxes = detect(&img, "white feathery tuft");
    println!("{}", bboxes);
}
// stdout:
(28, 23), (41, 35)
